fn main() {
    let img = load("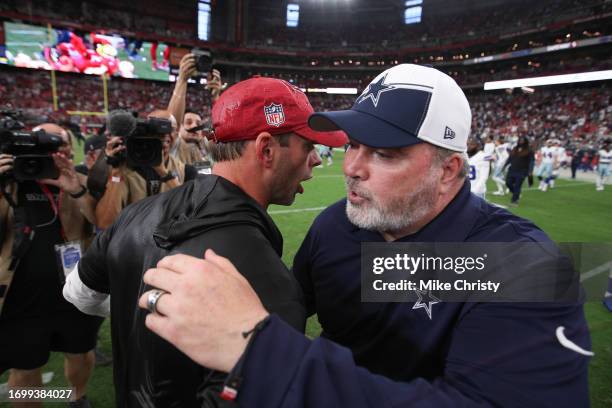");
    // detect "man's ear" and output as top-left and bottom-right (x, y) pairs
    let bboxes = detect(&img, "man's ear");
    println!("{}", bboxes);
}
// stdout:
(439, 153), (464, 189)
(254, 132), (276, 168)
